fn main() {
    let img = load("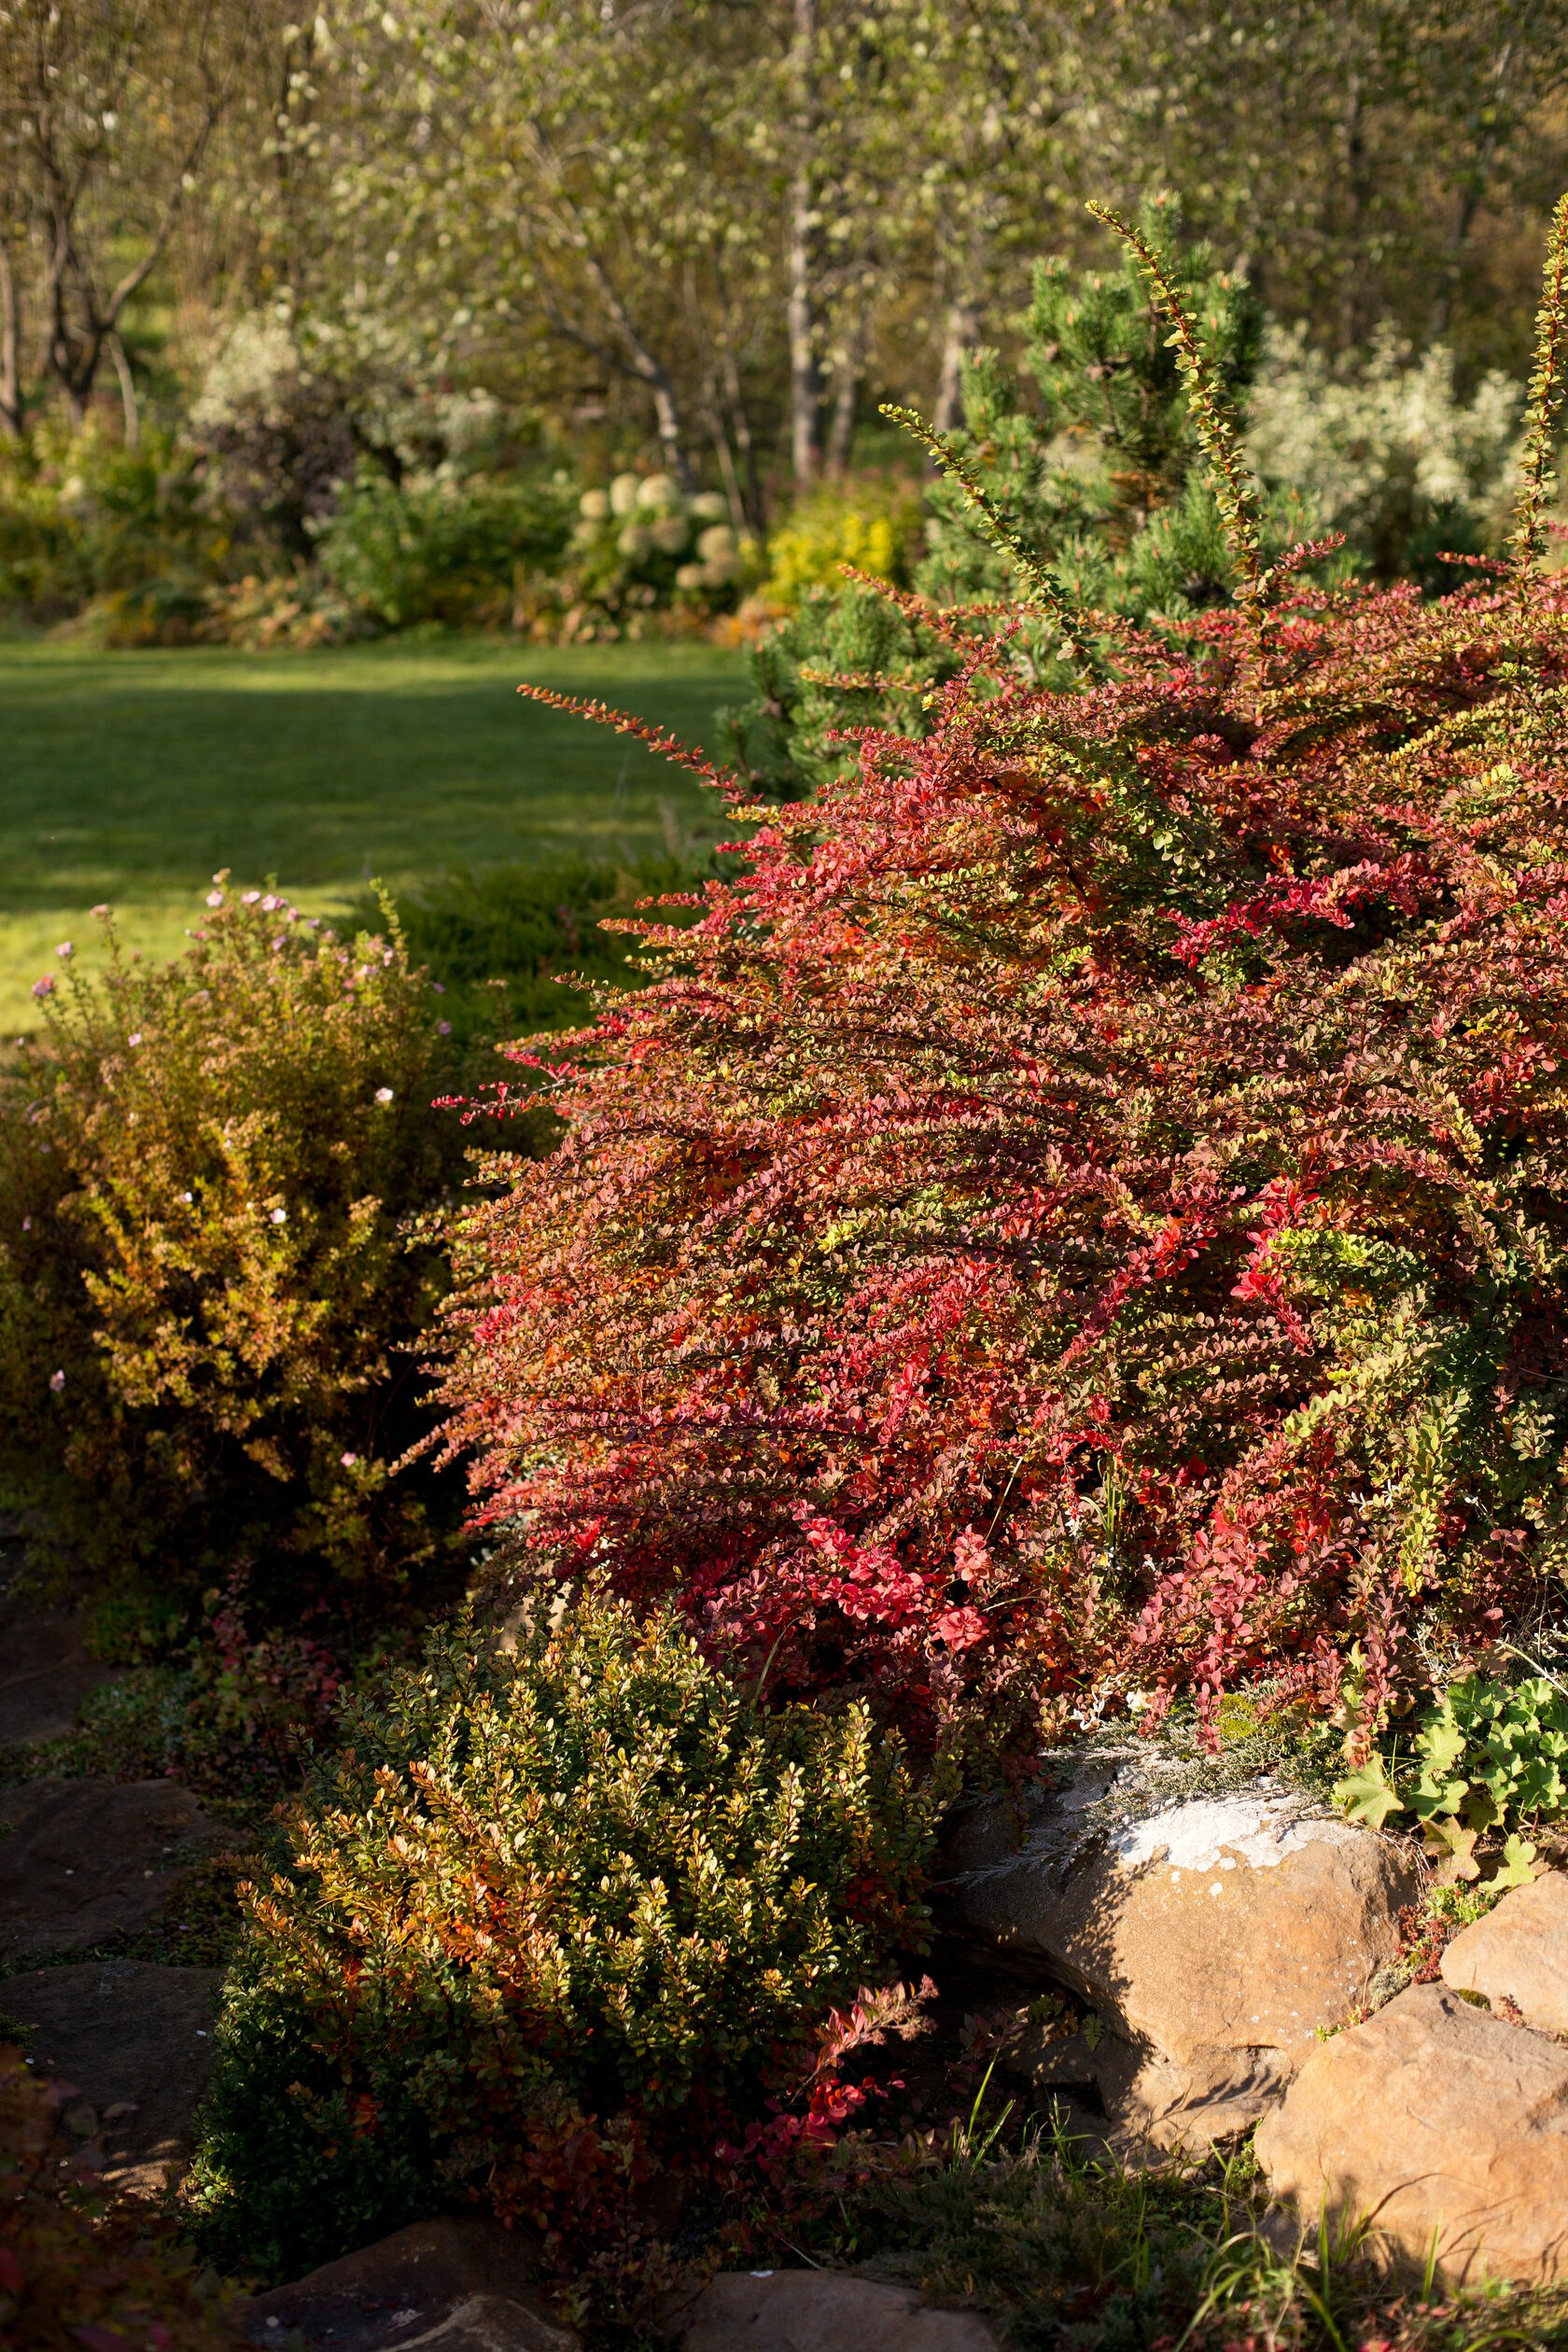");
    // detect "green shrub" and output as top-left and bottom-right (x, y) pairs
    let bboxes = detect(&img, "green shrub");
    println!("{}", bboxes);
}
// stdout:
(759, 477), (925, 607)
(0, 2044), (237, 2350)
(1337, 1673), (1568, 1883)
(722, 203), (1274, 798)
(313, 465), (579, 629)
(0, 417), (218, 623)
(719, 584), (959, 803)
(188, 1598), (947, 2281)
(547, 473), (757, 637)
(0, 881), (469, 1622)
(366, 851), (721, 1043)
